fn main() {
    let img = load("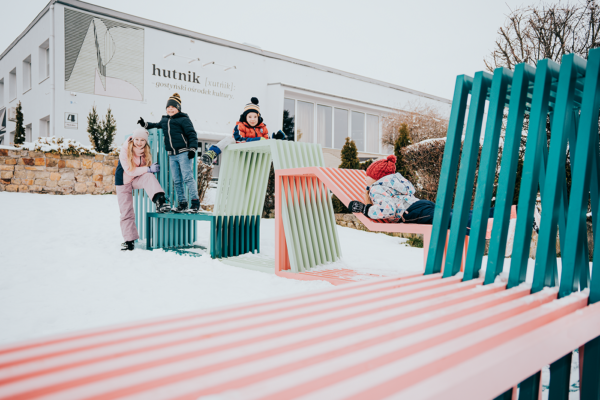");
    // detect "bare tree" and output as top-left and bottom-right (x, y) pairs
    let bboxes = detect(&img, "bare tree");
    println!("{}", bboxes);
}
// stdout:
(485, 0), (600, 71)
(382, 101), (449, 148)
